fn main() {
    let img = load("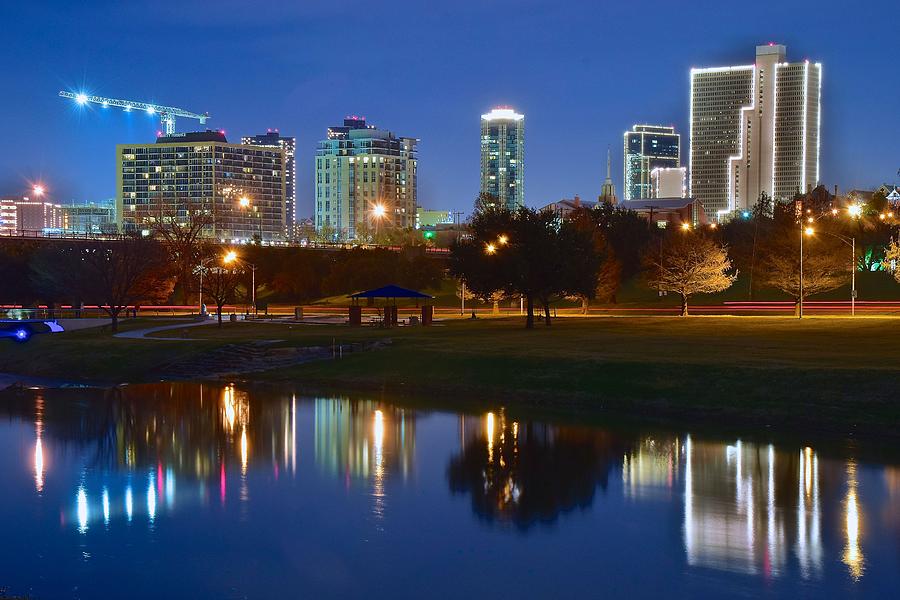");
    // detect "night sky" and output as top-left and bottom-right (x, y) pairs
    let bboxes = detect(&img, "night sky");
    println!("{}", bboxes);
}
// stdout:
(1, 0), (896, 217)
